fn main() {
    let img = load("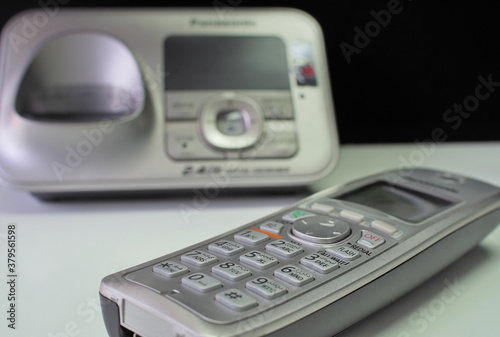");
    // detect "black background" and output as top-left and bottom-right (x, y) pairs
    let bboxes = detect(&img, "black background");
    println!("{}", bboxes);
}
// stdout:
(2, 0), (499, 144)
